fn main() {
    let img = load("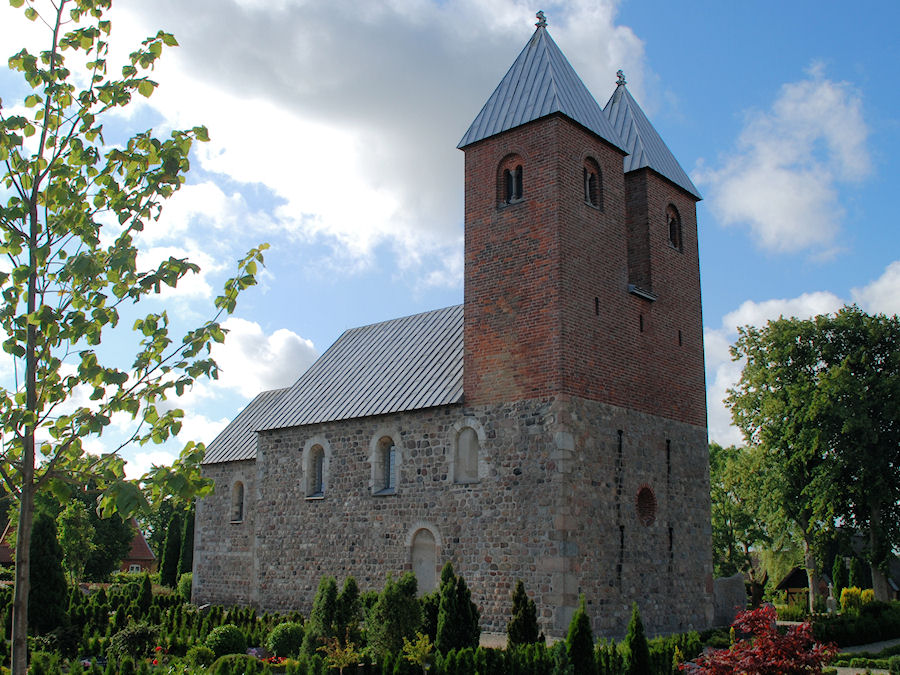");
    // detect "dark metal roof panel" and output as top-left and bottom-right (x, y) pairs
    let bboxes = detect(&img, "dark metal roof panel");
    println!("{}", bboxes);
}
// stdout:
(256, 305), (464, 431)
(458, 27), (623, 150)
(202, 387), (289, 464)
(603, 83), (701, 200)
